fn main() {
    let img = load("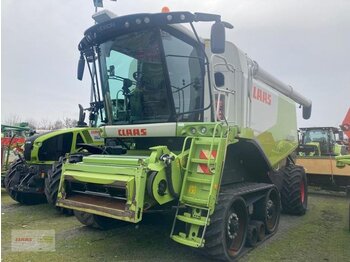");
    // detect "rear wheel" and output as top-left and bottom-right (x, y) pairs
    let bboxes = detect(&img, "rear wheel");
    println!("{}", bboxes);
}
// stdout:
(204, 196), (248, 261)
(4, 158), (46, 205)
(281, 165), (308, 215)
(74, 210), (122, 230)
(44, 157), (72, 215)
